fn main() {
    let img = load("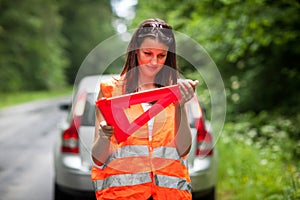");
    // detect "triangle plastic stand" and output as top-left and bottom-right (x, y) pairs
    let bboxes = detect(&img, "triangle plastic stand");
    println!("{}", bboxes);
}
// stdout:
(96, 85), (181, 143)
